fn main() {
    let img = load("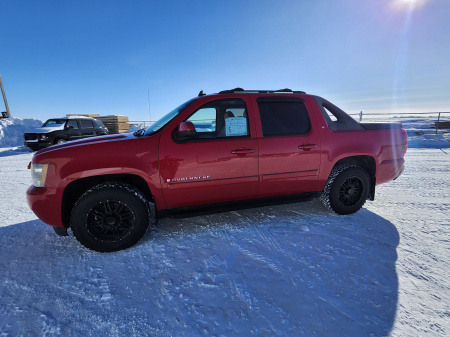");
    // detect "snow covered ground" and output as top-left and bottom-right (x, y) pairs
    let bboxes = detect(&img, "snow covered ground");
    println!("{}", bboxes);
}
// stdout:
(0, 118), (449, 336)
